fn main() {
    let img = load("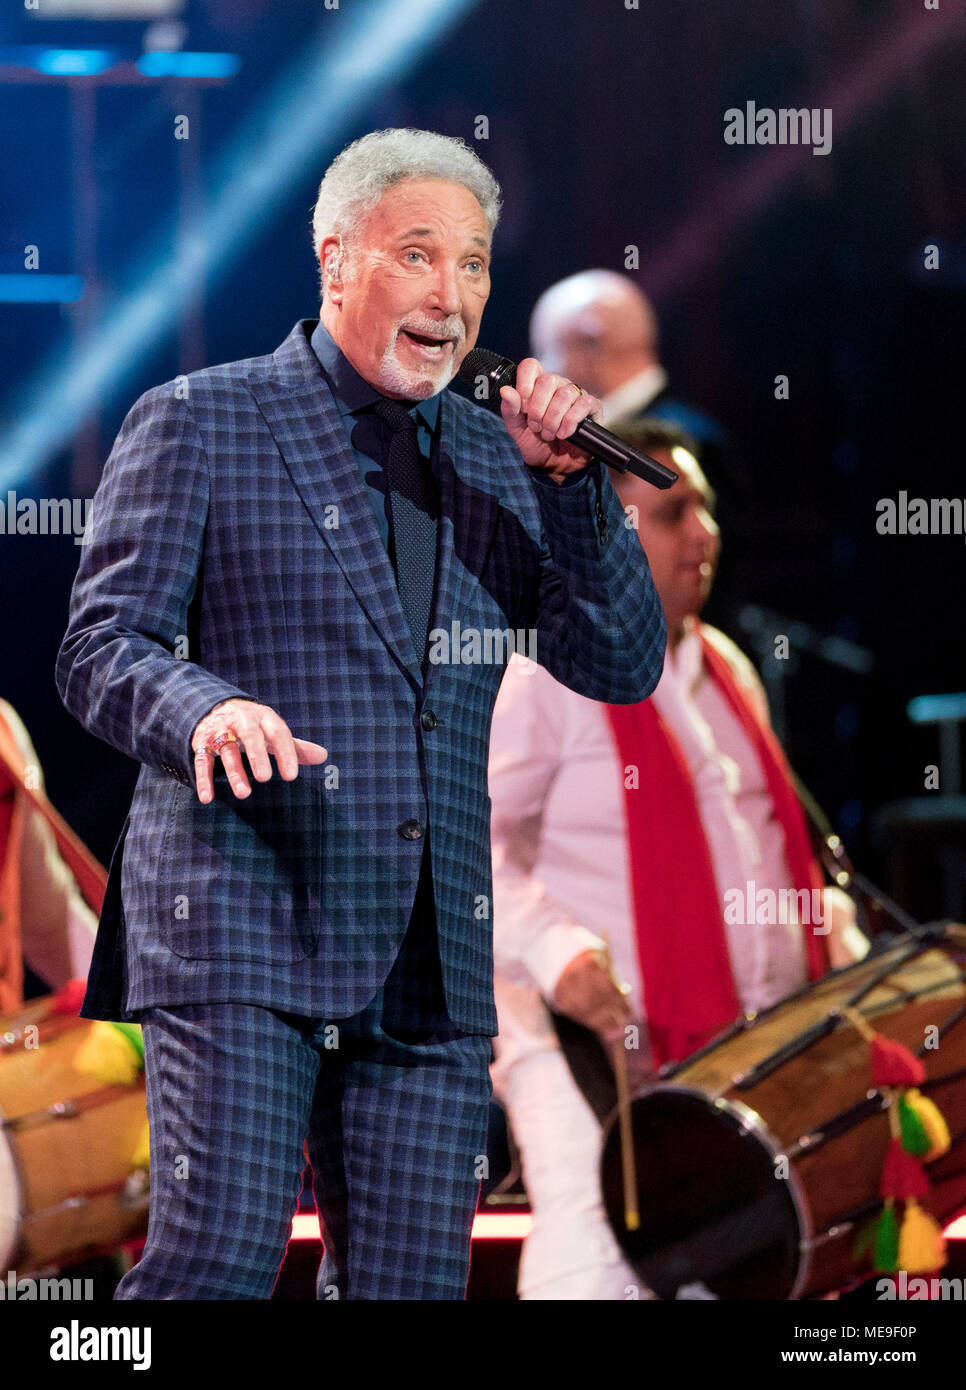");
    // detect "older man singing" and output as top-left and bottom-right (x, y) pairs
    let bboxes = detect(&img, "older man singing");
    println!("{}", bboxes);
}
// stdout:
(56, 128), (665, 1299)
